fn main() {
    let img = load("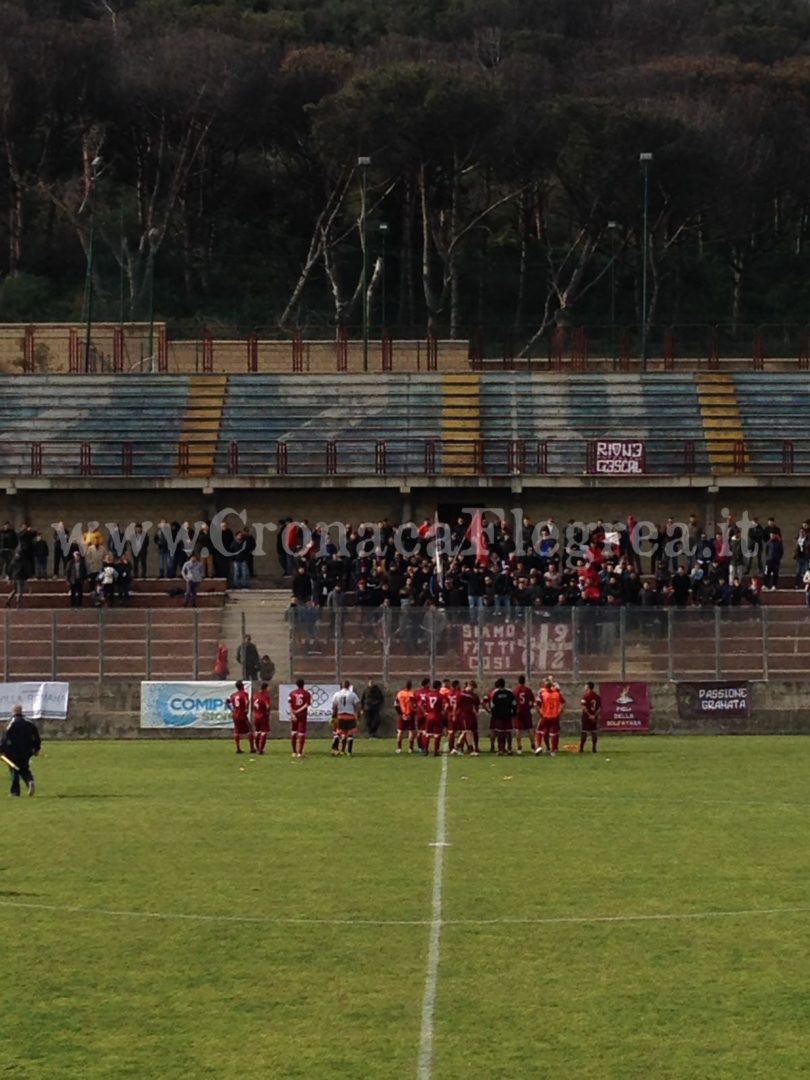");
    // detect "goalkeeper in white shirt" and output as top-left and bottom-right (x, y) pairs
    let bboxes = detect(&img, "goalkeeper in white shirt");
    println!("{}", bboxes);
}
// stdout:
(330, 680), (361, 756)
